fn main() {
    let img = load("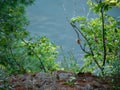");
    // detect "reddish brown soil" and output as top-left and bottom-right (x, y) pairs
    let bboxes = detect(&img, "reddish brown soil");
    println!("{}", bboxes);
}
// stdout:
(0, 70), (119, 90)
